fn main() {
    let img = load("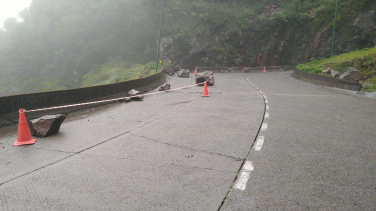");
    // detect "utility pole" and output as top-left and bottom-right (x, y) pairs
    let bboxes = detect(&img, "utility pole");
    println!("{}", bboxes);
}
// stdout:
(155, 0), (165, 73)
(331, 0), (338, 57)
